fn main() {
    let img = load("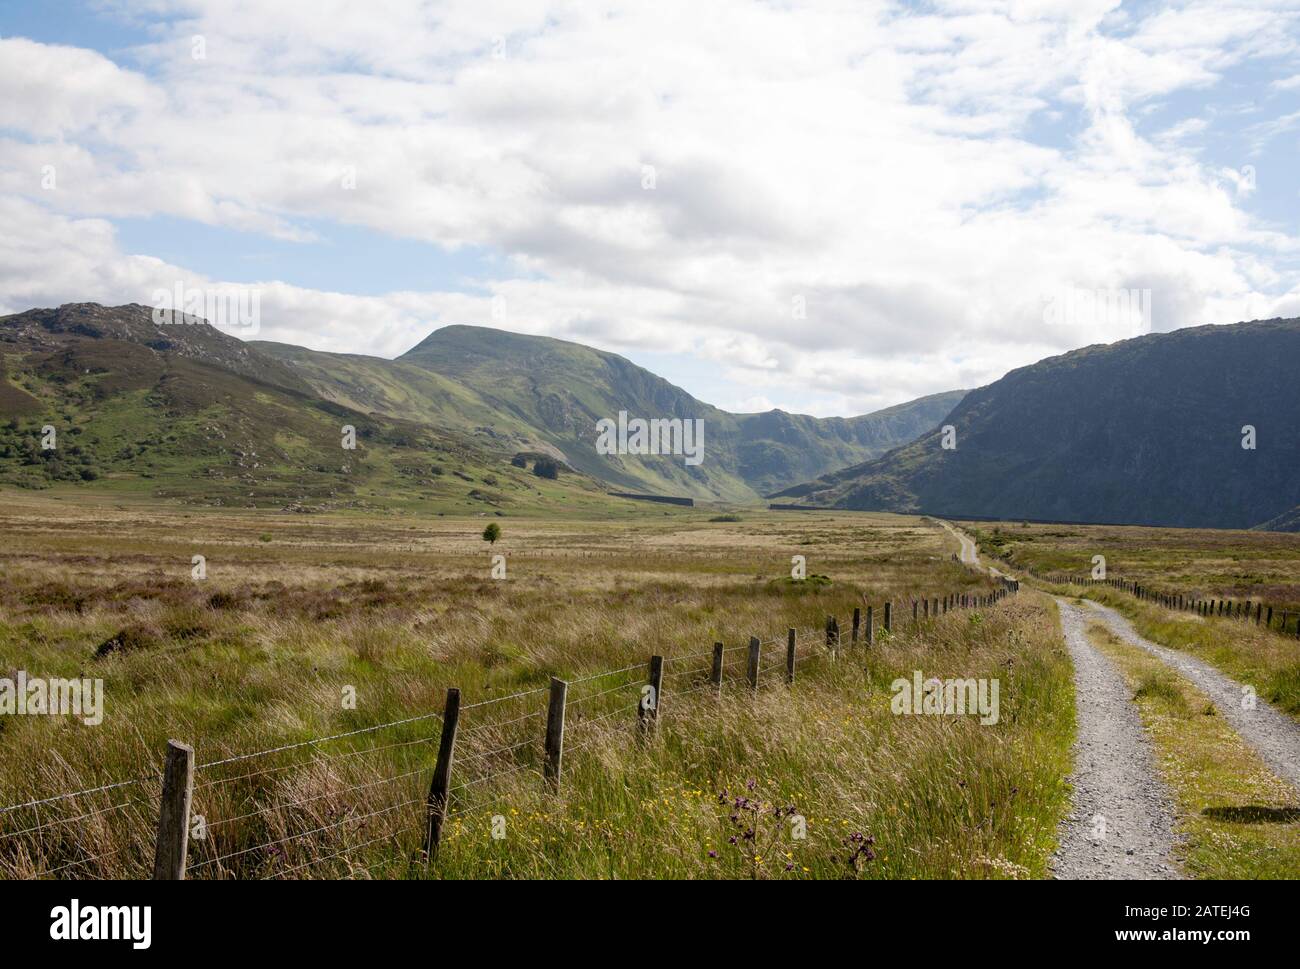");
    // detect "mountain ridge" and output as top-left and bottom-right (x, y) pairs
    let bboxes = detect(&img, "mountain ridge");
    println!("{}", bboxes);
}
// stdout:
(1, 304), (965, 508)
(264, 320), (967, 499)
(776, 317), (1300, 530)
